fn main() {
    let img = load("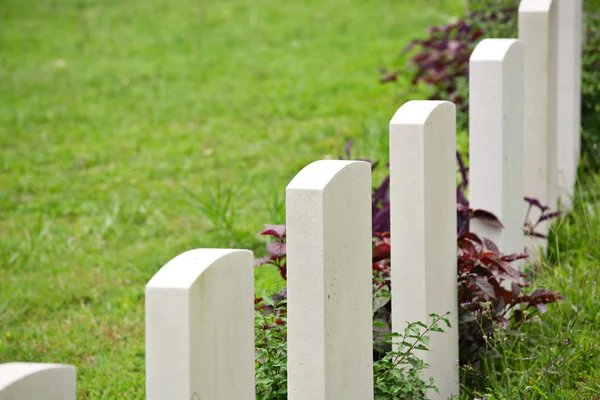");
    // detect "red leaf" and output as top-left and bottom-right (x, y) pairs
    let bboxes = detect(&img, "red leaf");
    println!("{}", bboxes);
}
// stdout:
(267, 241), (286, 257)
(524, 197), (549, 212)
(375, 232), (391, 239)
(279, 263), (287, 280)
(372, 262), (384, 272)
(373, 242), (391, 261)
(472, 28), (484, 40)
(380, 72), (398, 84)
(529, 288), (563, 303)
(482, 237), (500, 253)
(511, 281), (520, 298)
(514, 309), (524, 323)
(472, 209), (504, 228)
(258, 224), (286, 240)
(461, 232), (483, 245)
(254, 255), (272, 267)
(539, 211), (563, 222)
(501, 253), (529, 262)
(475, 277), (497, 299)
(471, 265), (492, 277)
(498, 287), (514, 304)
(457, 203), (470, 212)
